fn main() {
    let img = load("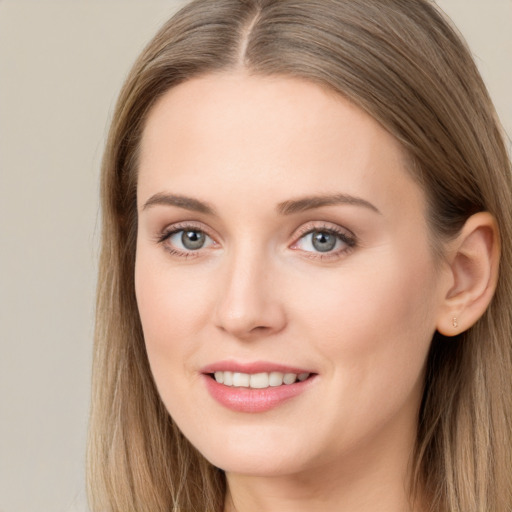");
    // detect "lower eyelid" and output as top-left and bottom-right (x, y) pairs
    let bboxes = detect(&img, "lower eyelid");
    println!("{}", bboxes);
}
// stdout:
(301, 247), (354, 261)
